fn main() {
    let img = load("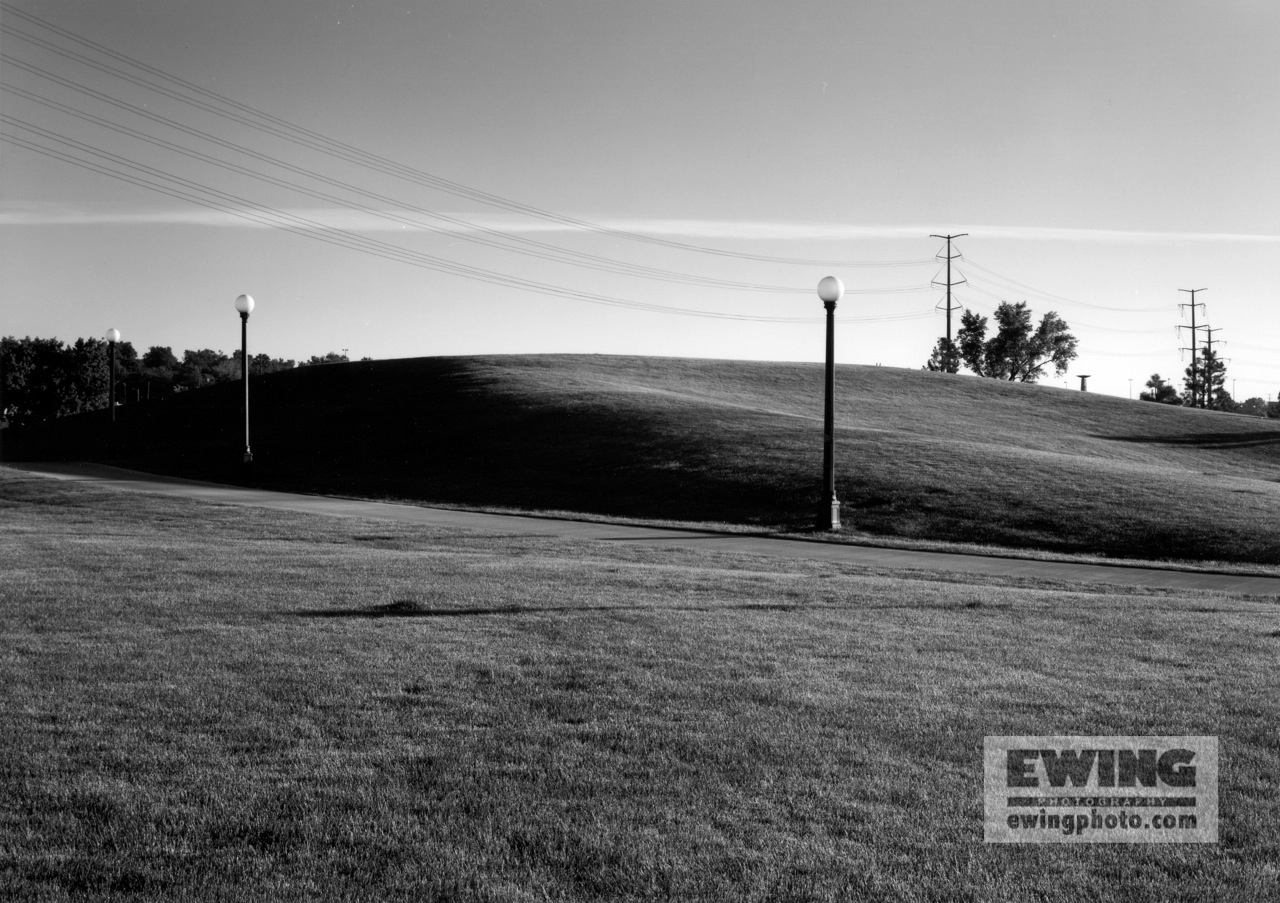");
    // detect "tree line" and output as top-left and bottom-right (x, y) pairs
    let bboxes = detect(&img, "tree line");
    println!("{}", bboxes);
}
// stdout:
(923, 300), (1272, 415)
(0, 335), (356, 427)
(1139, 349), (1272, 414)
